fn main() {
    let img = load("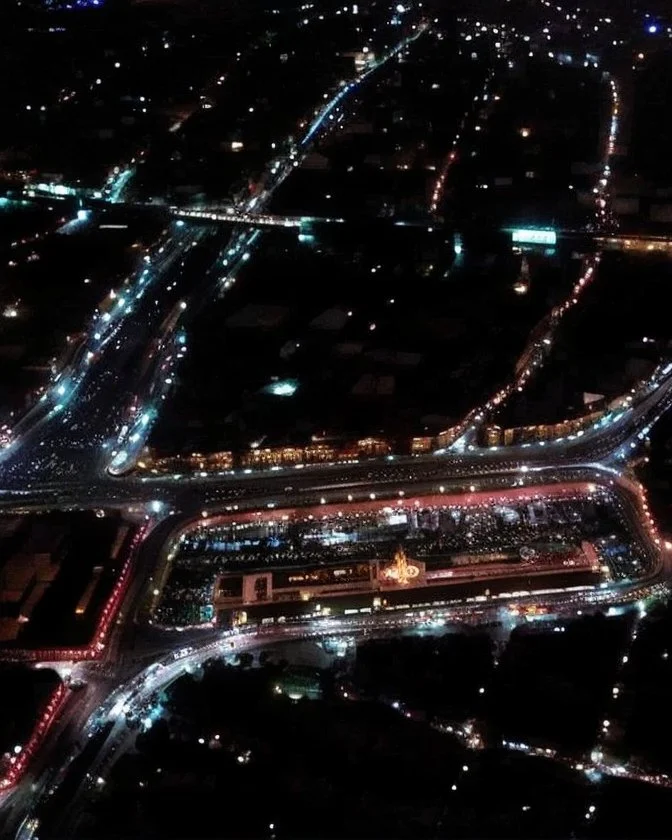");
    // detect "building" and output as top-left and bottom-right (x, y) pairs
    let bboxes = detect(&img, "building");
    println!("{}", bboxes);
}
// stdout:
(356, 437), (392, 457)
(212, 541), (601, 631)
(138, 449), (234, 474)
(214, 548), (429, 613)
(241, 447), (303, 468)
(411, 436), (434, 454)
(477, 410), (605, 449)
(0, 552), (61, 641)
